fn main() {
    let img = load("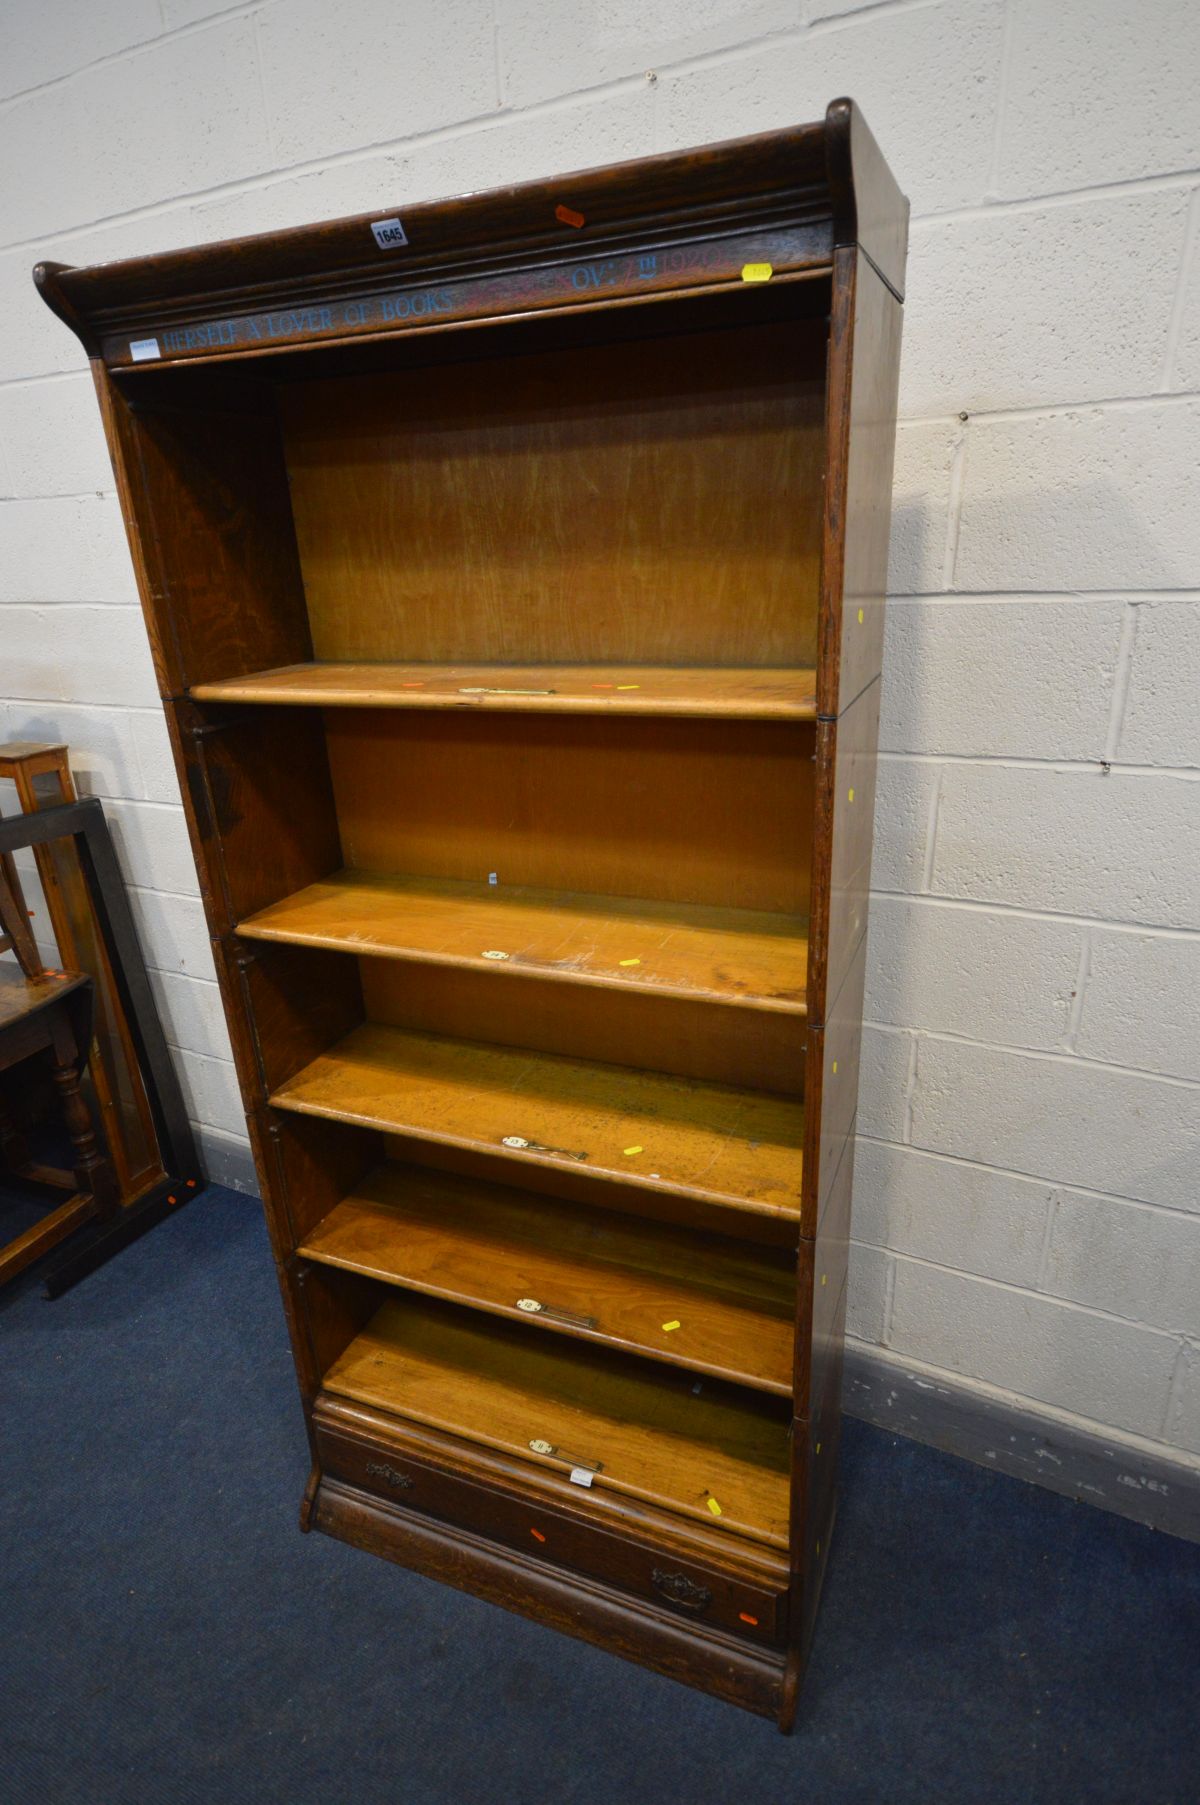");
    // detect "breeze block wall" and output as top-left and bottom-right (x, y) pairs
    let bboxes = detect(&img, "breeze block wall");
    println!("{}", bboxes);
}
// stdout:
(2, 0), (1197, 1498)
